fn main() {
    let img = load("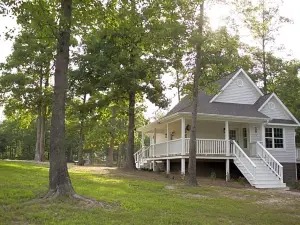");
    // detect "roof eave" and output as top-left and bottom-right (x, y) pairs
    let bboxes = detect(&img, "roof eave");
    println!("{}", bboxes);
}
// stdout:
(266, 123), (300, 127)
